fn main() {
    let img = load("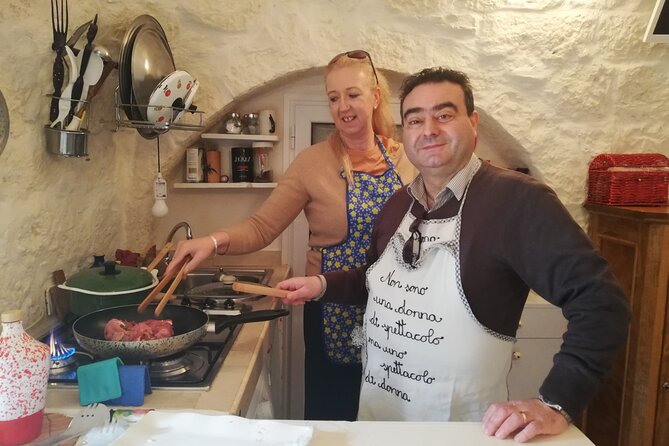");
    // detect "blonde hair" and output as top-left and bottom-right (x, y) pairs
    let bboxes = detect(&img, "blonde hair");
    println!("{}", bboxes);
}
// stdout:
(325, 54), (395, 183)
